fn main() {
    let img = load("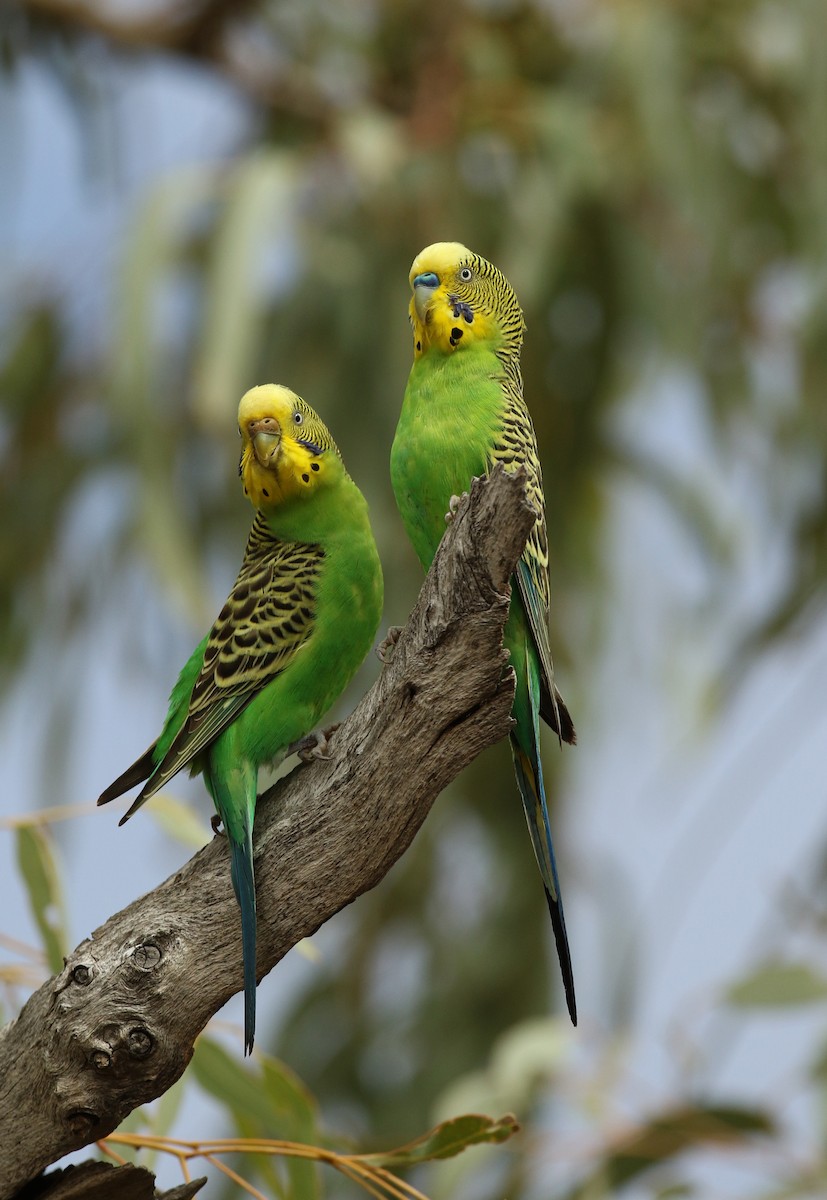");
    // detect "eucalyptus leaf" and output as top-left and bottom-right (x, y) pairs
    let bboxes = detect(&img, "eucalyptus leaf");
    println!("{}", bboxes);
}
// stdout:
(726, 961), (827, 1008)
(14, 826), (68, 975)
(363, 1112), (519, 1168)
(565, 1105), (774, 1198)
(261, 1055), (321, 1200)
(190, 1036), (276, 1131)
(195, 152), (296, 434)
(191, 1039), (318, 1198)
